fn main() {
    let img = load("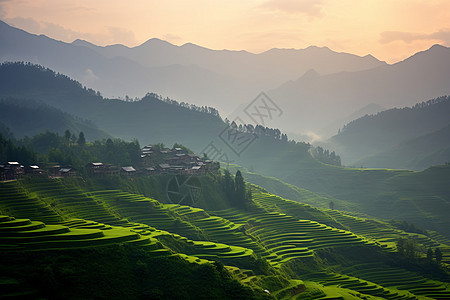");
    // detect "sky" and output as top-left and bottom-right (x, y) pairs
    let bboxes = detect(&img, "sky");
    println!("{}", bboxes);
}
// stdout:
(1, 0), (450, 63)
